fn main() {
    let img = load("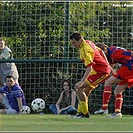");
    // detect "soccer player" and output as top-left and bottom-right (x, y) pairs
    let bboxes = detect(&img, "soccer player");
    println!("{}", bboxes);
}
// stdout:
(69, 32), (111, 118)
(49, 79), (78, 115)
(94, 43), (133, 118)
(0, 75), (26, 114)
(0, 38), (19, 87)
